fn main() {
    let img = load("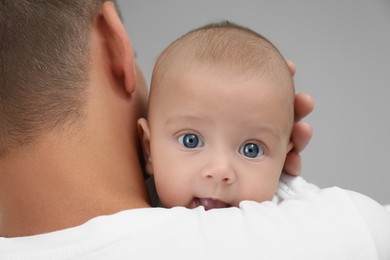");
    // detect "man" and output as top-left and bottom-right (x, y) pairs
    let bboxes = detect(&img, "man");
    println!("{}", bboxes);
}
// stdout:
(1, 1), (388, 259)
